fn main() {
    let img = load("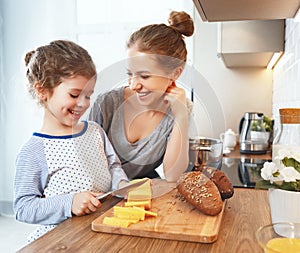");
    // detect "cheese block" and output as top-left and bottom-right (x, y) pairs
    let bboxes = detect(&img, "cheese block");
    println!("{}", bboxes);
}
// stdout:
(127, 179), (151, 202)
